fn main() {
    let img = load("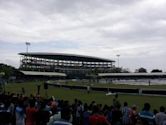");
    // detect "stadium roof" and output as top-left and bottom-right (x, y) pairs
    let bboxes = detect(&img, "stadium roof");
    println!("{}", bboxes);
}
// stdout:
(19, 52), (115, 62)
(20, 71), (66, 76)
(98, 72), (166, 77)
